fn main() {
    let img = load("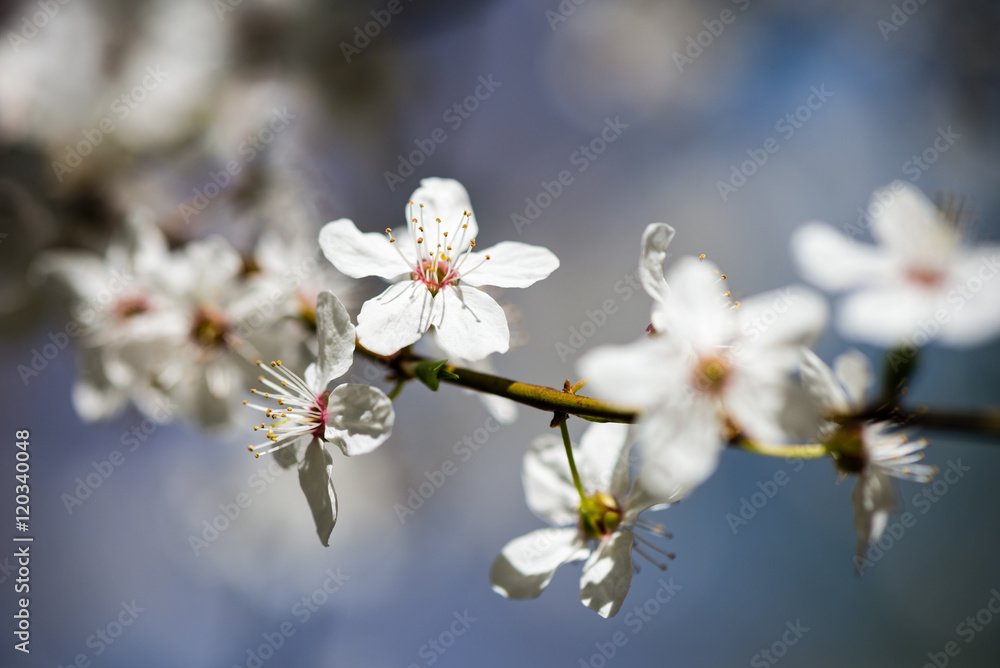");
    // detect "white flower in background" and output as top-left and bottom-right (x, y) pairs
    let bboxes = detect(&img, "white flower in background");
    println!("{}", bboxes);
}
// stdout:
(580, 249), (827, 499)
(252, 226), (355, 327)
(319, 177), (560, 361)
(800, 349), (935, 566)
(490, 423), (682, 618)
(245, 291), (394, 545)
(152, 234), (293, 430)
(31, 212), (184, 421)
(792, 181), (1000, 347)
